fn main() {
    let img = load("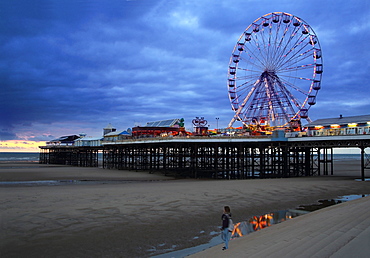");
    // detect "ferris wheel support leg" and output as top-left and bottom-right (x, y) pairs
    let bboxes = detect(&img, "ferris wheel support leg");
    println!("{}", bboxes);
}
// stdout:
(228, 117), (237, 128)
